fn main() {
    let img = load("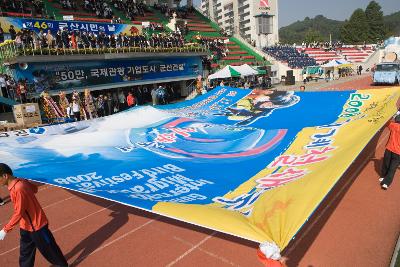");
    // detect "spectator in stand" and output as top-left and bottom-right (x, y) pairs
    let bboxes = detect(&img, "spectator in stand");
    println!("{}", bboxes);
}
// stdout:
(8, 26), (189, 56)
(31, 0), (45, 17)
(8, 25), (16, 40)
(0, 23), (4, 43)
(46, 30), (55, 48)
